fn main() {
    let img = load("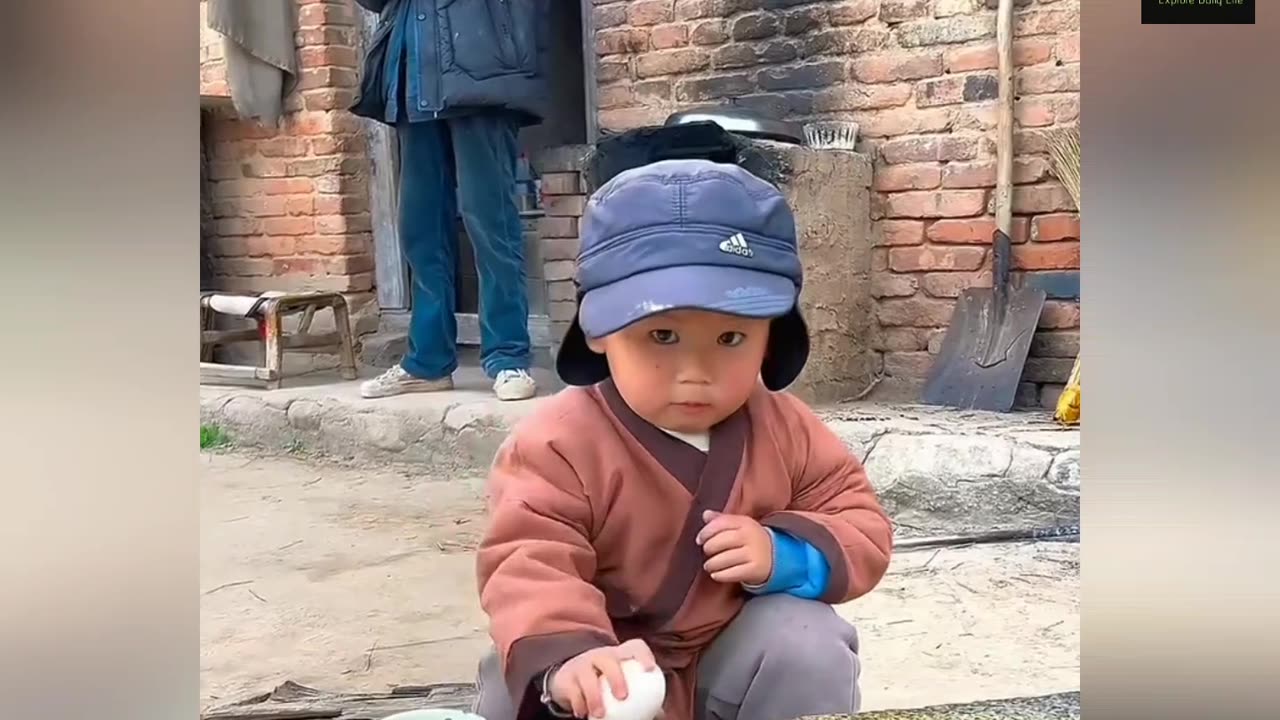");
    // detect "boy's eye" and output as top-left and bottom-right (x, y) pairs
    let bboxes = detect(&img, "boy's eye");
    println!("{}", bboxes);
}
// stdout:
(718, 332), (746, 347)
(650, 329), (679, 345)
